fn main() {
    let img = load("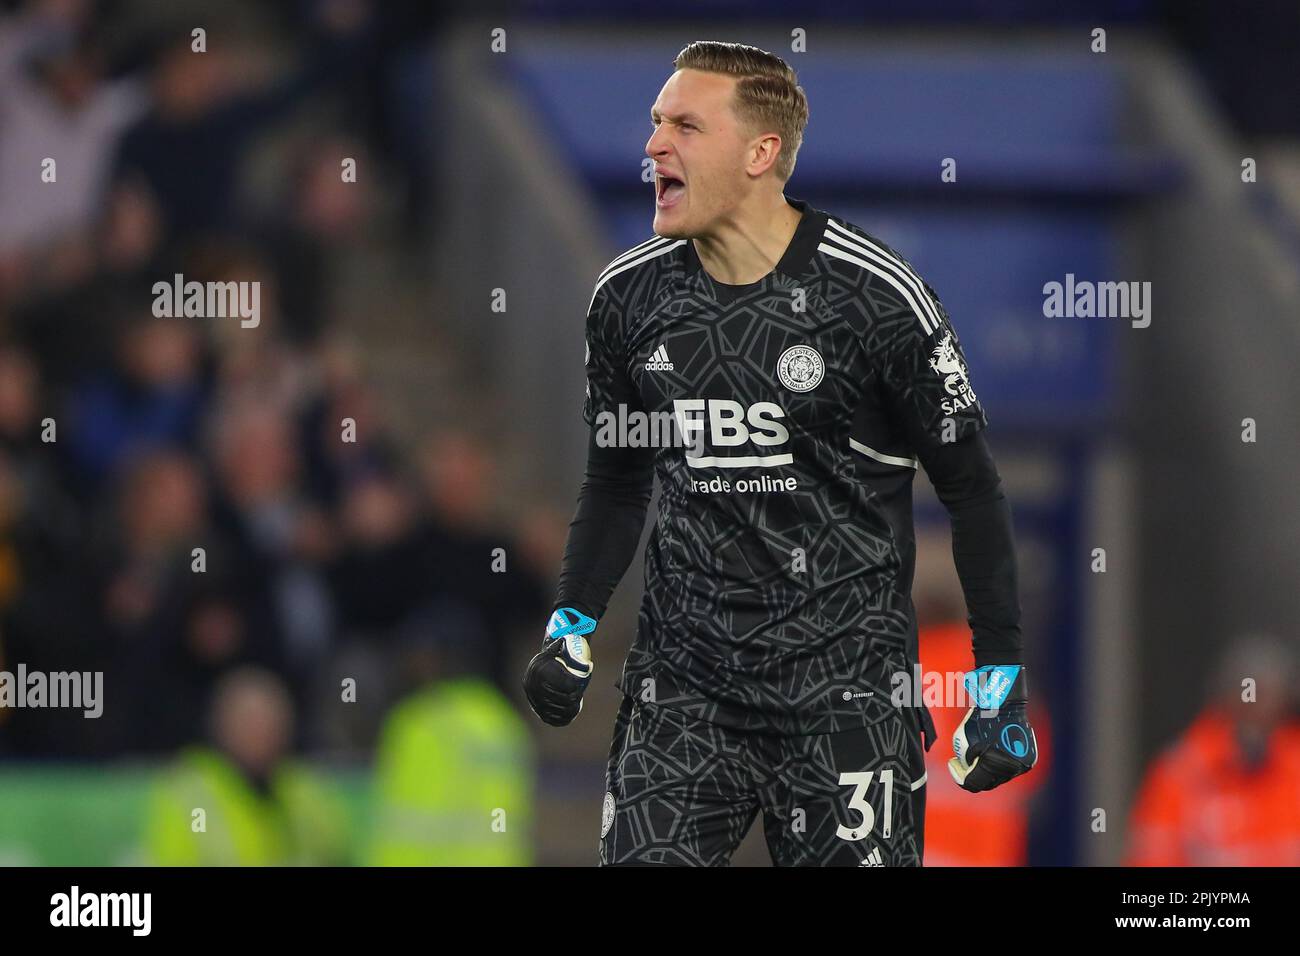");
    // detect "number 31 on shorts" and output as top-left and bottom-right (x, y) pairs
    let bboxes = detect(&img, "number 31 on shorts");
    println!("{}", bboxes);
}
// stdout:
(836, 770), (894, 840)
